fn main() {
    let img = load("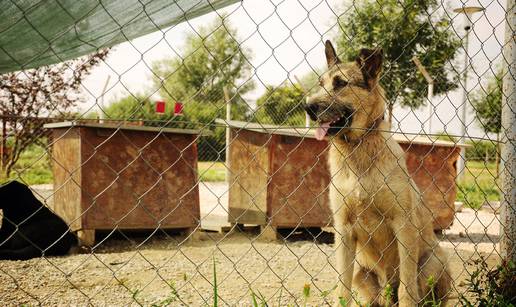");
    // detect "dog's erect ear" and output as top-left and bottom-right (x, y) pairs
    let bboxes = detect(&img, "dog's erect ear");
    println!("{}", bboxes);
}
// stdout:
(325, 40), (341, 68)
(356, 48), (383, 85)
